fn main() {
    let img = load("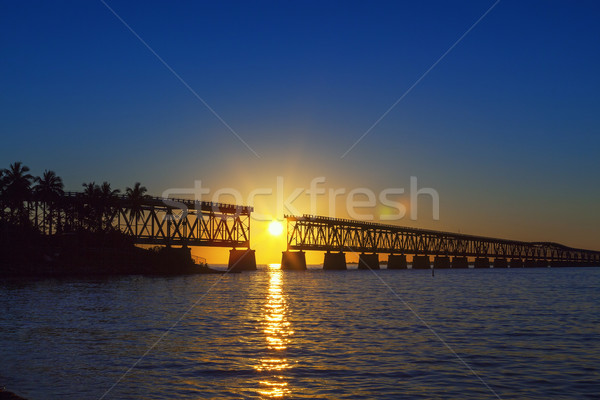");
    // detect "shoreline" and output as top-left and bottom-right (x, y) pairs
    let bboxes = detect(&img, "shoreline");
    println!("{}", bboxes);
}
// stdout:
(0, 224), (225, 278)
(0, 390), (28, 400)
